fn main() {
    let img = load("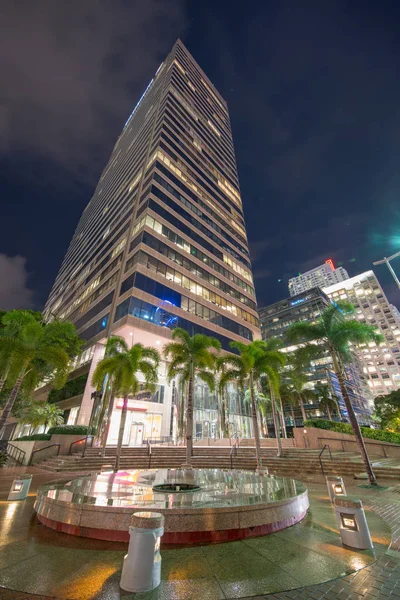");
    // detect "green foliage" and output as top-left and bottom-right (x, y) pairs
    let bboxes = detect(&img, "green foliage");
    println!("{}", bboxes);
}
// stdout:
(0, 450), (8, 467)
(15, 434), (51, 441)
(304, 419), (400, 445)
(20, 402), (64, 432)
(48, 374), (88, 404)
(47, 425), (90, 435)
(0, 387), (32, 418)
(373, 390), (400, 431)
